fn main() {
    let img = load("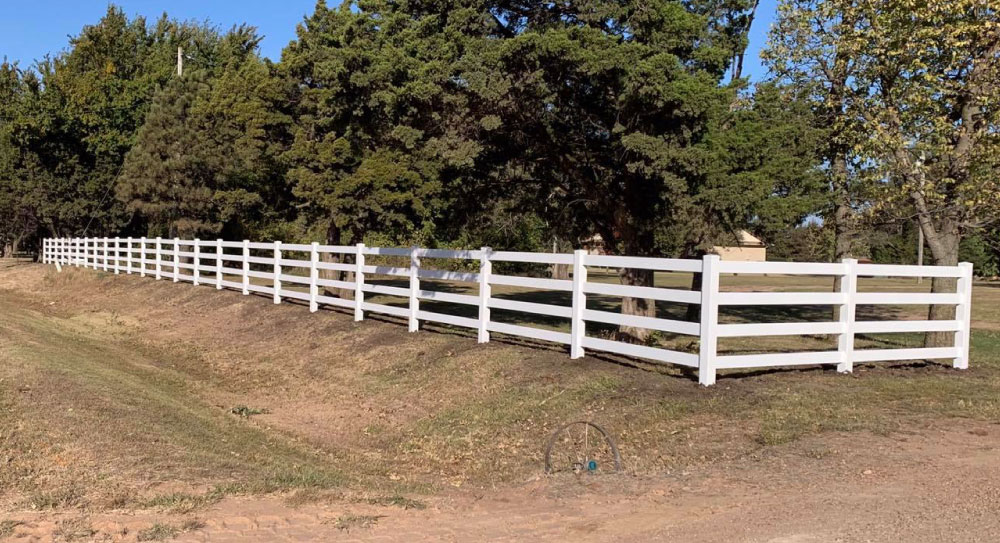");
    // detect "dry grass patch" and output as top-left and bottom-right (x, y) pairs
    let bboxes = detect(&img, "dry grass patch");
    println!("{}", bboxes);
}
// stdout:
(2, 263), (1000, 514)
